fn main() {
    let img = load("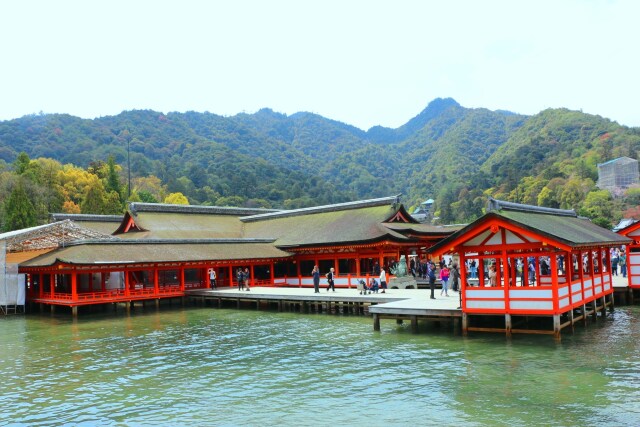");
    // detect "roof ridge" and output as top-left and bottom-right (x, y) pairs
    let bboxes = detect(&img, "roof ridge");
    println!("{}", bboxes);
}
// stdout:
(240, 195), (402, 223)
(50, 213), (123, 222)
(487, 198), (577, 217)
(63, 237), (277, 247)
(128, 202), (281, 216)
